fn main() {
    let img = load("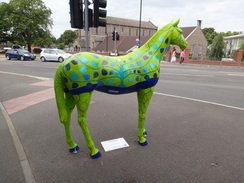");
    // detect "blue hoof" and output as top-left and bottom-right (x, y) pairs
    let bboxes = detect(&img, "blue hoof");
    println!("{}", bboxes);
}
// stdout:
(91, 151), (102, 159)
(143, 131), (148, 137)
(69, 145), (80, 153)
(139, 141), (148, 146)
